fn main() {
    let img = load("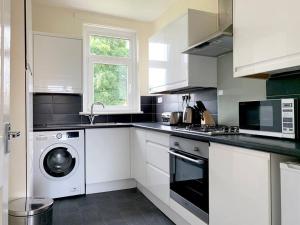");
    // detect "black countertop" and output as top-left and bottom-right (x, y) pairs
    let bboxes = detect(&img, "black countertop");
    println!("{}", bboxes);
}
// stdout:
(33, 123), (132, 131)
(34, 122), (300, 158)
